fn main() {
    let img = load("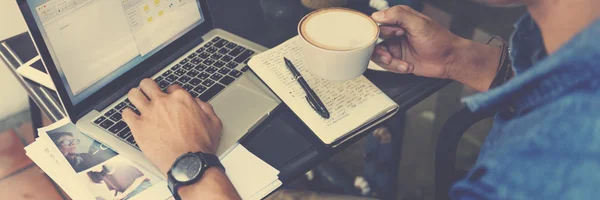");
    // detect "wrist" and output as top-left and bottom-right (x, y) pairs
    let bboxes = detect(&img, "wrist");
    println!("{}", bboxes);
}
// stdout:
(177, 168), (223, 194)
(177, 167), (239, 200)
(447, 38), (502, 92)
(161, 144), (217, 177)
